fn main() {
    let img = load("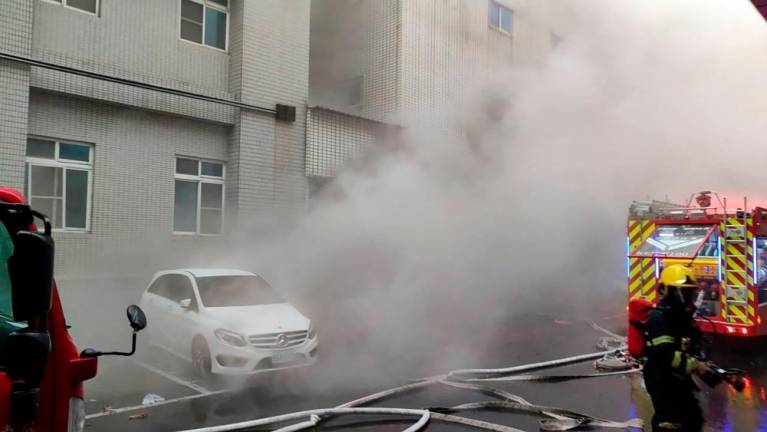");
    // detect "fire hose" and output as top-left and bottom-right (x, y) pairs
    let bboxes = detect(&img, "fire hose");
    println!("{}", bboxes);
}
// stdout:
(438, 380), (643, 431)
(447, 348), (624, 379)
(433, 401), (643, 431)
(178, 321), (641, 432)
(179, 407), (432, 432)
(272, 409), (528, 432)
(460, 368), (641, 383)
(180, 347), (643, 432)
